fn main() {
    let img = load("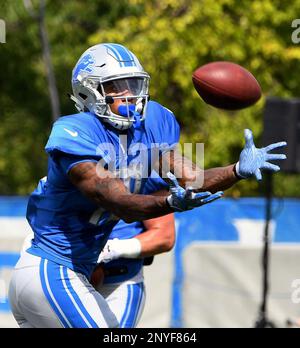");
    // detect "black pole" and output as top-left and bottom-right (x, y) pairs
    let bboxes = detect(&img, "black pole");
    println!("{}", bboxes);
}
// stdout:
(254, 172), (275, 328)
